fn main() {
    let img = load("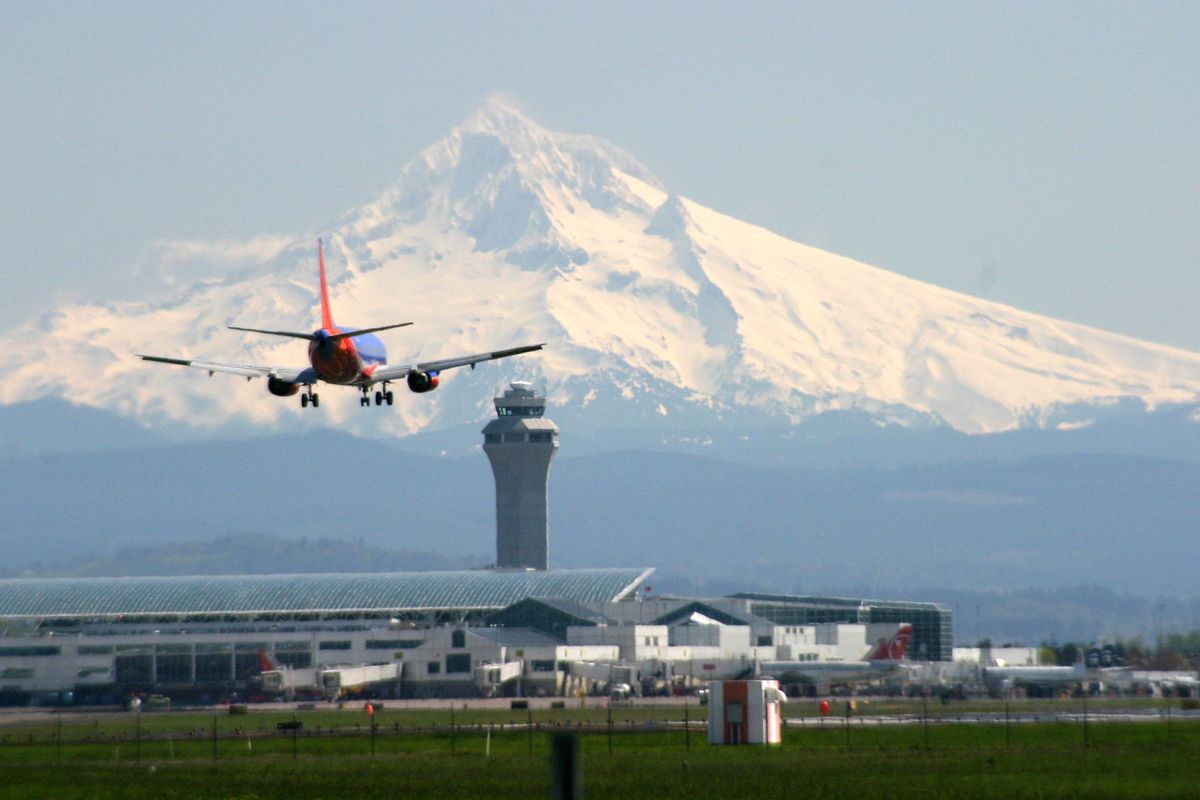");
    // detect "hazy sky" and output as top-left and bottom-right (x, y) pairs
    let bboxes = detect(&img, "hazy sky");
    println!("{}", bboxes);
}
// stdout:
(4, 2), (1198, 349)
